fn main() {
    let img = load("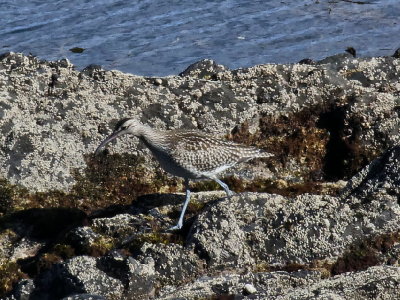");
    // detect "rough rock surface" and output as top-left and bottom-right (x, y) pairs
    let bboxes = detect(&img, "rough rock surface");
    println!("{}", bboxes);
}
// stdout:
(189, 146), (400, 268)
(1, 52), (400, 191)
(158, 266), (400, 299)
(1, 53), (400, 299)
